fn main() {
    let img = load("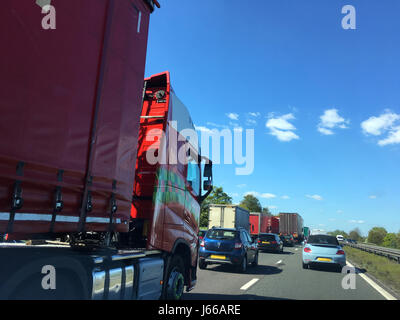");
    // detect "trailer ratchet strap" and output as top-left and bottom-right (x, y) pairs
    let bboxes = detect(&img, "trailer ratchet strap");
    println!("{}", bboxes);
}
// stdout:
(50, 169), (64, 233)
(7, 162), (25, 234)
